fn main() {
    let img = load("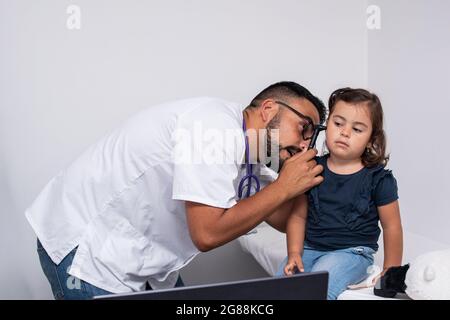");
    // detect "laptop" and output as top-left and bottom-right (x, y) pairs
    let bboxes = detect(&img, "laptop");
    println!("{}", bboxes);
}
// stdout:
(94, 271), (328, 300)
